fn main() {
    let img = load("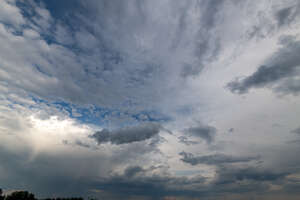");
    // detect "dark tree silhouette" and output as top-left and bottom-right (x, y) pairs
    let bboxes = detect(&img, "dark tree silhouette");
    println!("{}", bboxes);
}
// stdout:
(5, 191), (36, 200)
(0, 189), (85, 200)
(0, 189), (4, 200)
